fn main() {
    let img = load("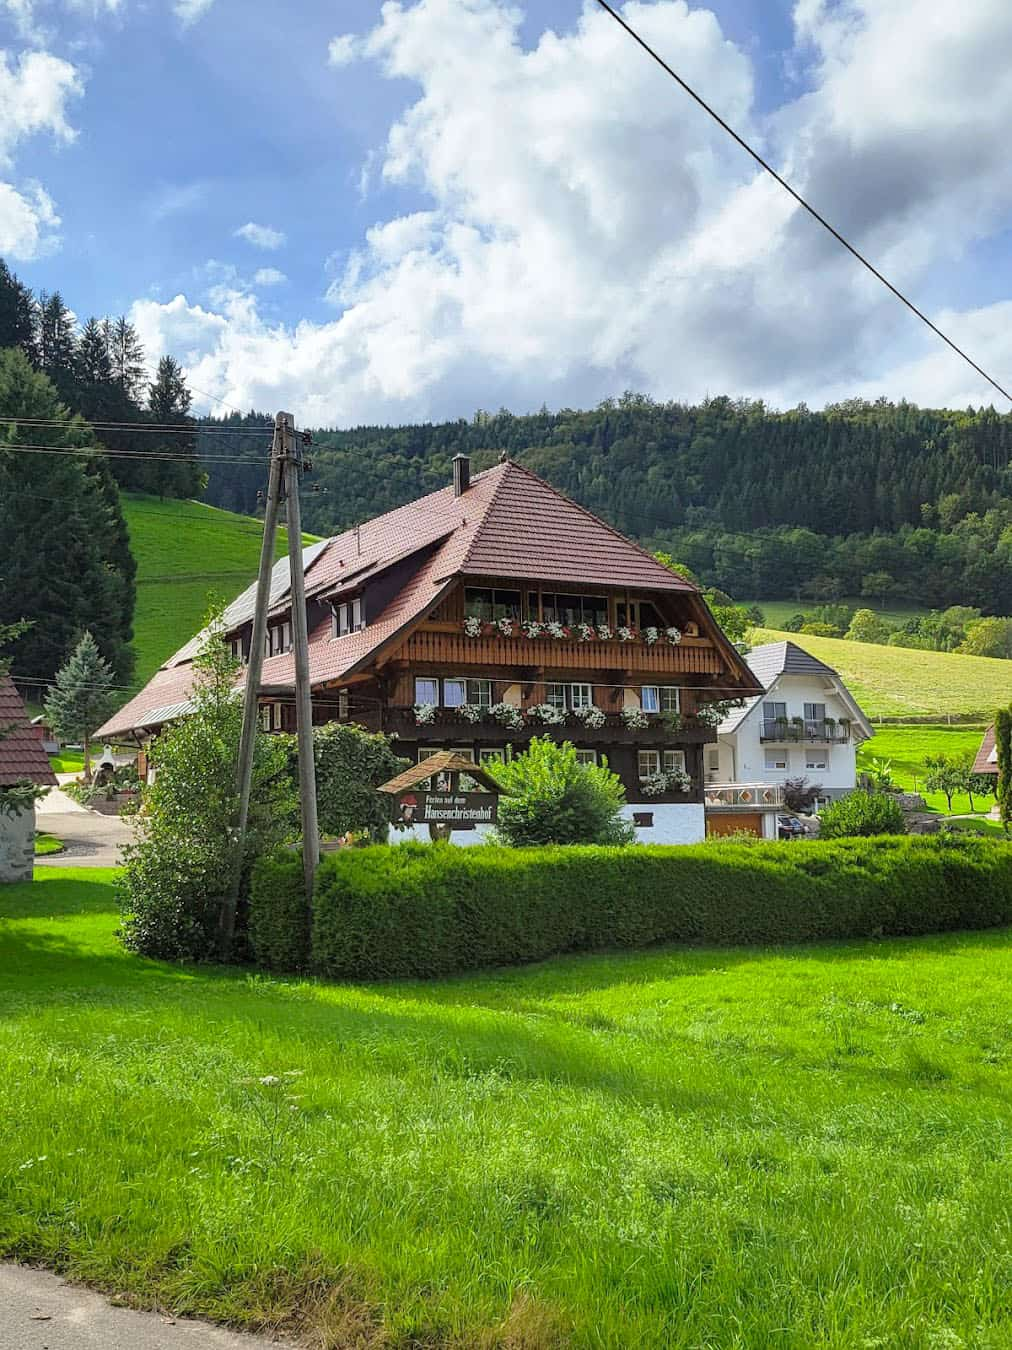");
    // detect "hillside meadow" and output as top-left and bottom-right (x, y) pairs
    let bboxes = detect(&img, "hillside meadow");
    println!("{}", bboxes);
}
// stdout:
(857, 724), (993, 816)
(2, 868), (1011, 1347)
(749, 626), (1012, 719)
(122, 495), (320, 687)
